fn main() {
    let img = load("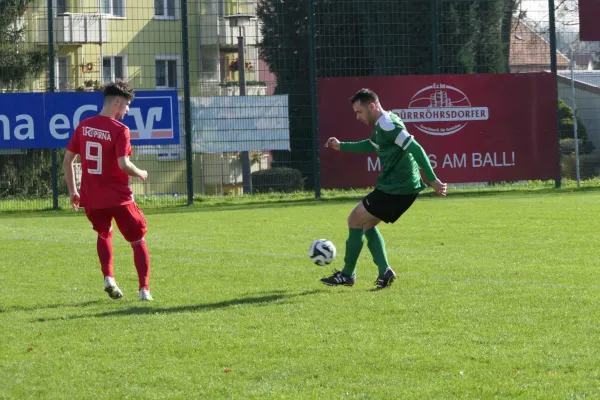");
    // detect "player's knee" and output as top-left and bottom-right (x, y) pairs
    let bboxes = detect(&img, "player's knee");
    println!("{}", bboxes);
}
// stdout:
(122, 224), (147, 244)
(363, 222), (378, 232)
(347, 211), (363, 228)
(98, 230), (113, 240)
(130, 237), (145, 247)
(125, 228), (146, 244)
